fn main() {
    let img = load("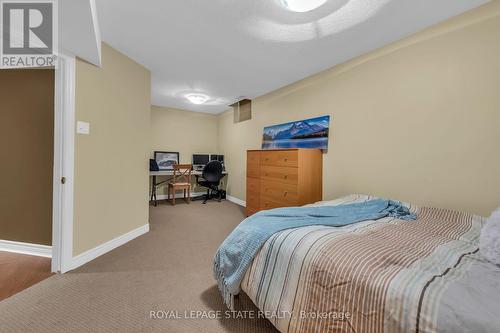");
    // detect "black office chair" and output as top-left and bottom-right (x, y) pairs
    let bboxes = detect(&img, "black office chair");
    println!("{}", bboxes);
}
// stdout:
(197, 161), (224, 204)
